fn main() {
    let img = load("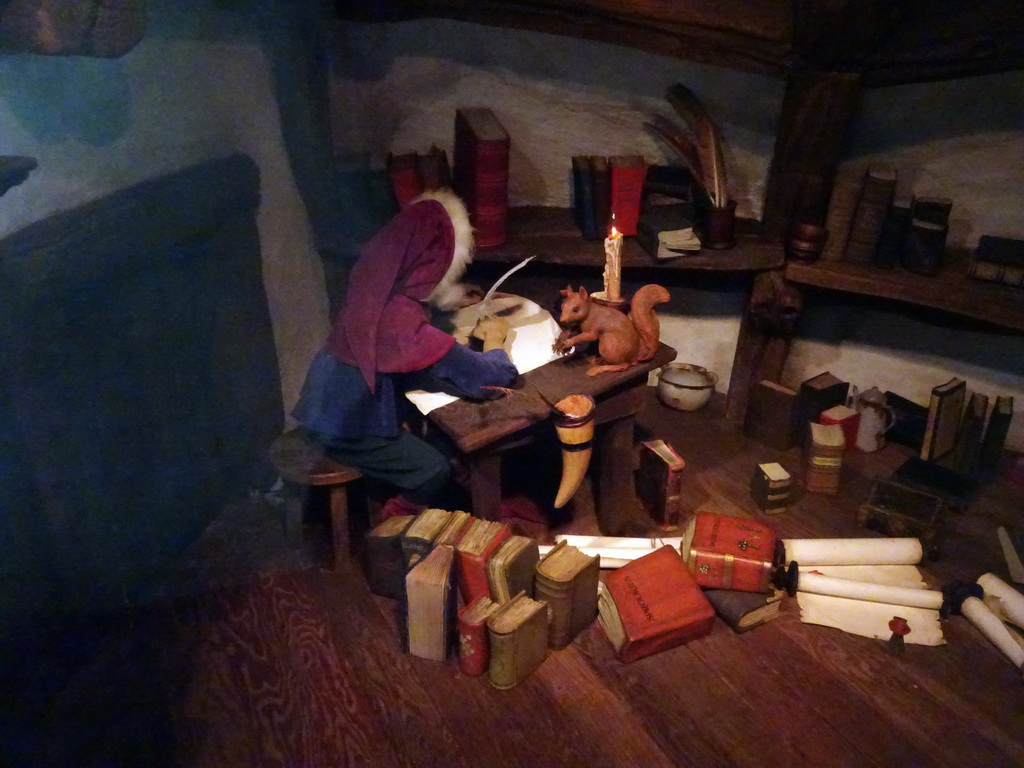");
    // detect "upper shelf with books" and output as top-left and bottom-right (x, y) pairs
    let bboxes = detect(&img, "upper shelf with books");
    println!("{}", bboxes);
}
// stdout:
(475, 206), (784, 272)
(784, 254), (1024, 334)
